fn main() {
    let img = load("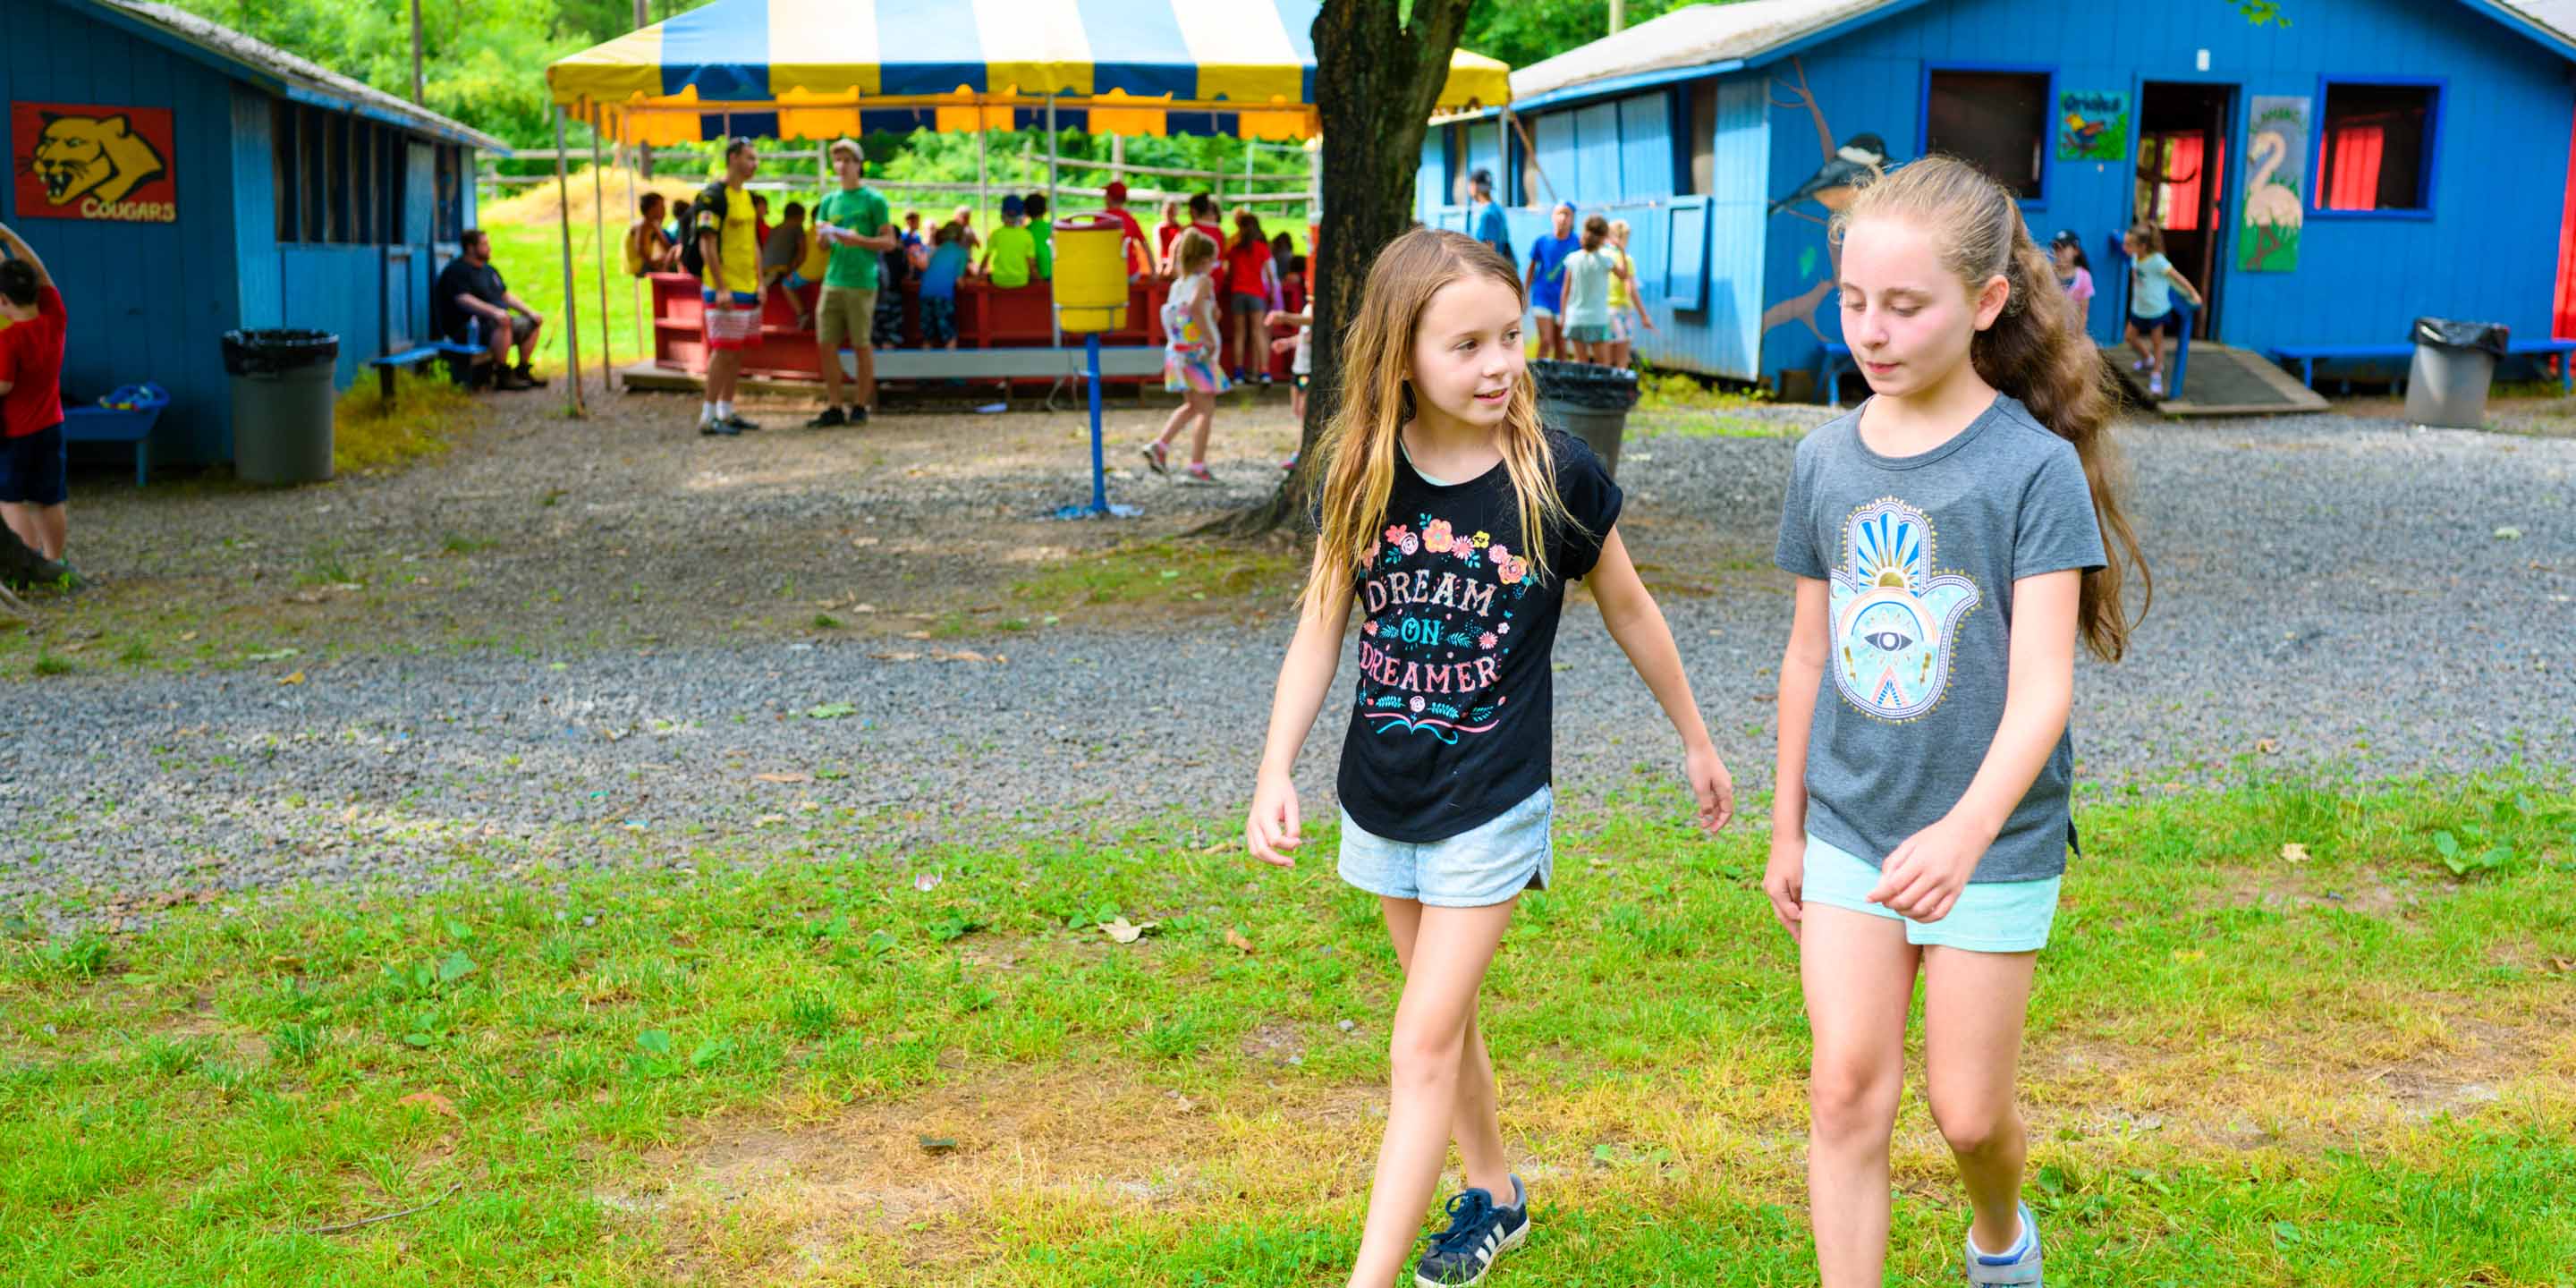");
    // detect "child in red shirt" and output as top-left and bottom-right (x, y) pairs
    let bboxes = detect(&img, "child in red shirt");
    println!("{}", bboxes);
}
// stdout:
(0, 221), (68, 567)
(1222, 210), (1275, 384)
